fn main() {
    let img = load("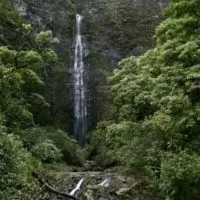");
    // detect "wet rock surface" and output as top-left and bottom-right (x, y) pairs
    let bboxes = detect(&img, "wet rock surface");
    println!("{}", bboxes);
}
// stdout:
(46, 171), (136, 200)
(9, 0), (169, 135)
